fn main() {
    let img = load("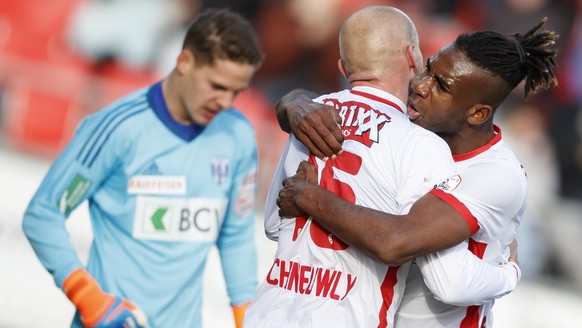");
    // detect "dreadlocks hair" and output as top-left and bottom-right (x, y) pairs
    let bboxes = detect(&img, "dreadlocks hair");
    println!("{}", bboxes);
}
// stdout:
(455, 17), (559, 98)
